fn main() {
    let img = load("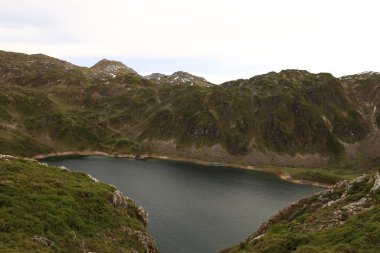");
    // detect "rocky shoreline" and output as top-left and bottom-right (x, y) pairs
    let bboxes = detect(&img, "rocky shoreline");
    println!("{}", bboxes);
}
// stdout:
(31, 151), (332, 188)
